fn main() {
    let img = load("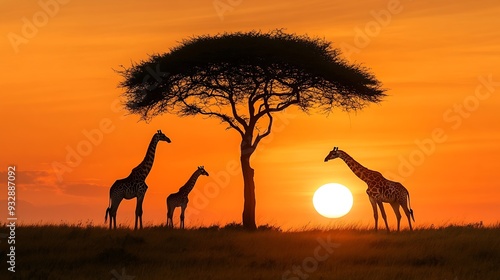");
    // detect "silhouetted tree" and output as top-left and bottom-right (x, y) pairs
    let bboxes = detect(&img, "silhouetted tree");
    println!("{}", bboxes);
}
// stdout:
(119, 30), (385, 230)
